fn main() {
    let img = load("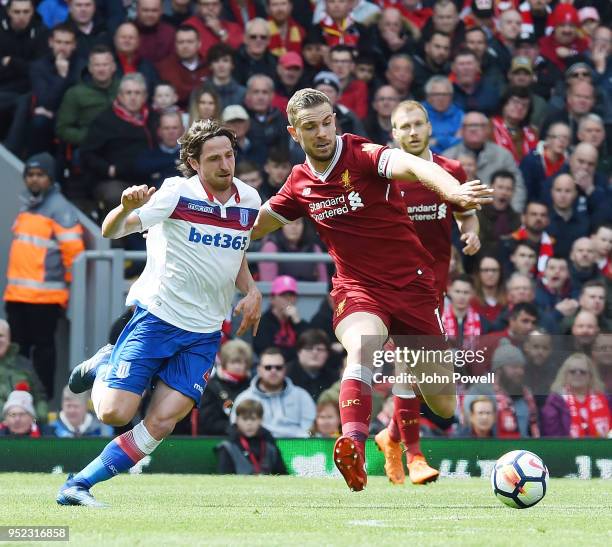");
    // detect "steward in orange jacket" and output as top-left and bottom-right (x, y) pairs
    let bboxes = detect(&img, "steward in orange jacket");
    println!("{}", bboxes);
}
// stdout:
(4, 153), (85, 398)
